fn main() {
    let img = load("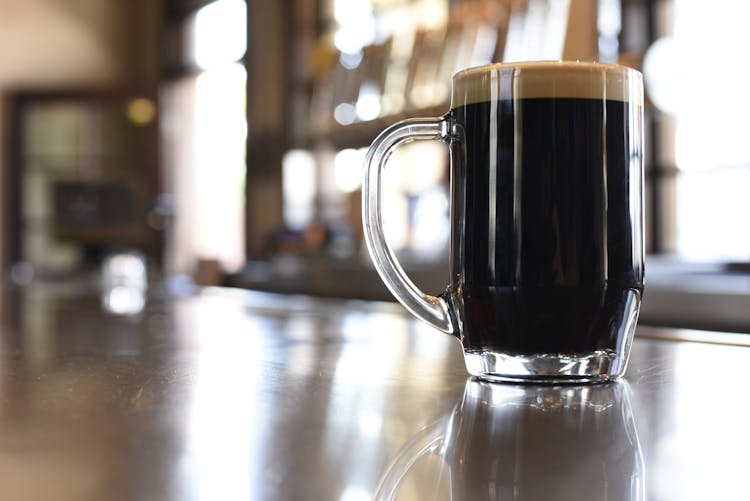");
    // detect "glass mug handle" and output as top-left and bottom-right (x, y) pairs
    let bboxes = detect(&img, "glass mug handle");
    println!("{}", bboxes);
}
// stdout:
(362, 116), (457, 335)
